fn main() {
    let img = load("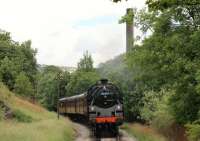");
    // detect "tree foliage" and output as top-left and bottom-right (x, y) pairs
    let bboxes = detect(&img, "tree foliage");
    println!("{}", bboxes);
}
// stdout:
(66, 71), (100, 96)
(14, 72), (34, 97)
(0, 57), (17, 90)
(37, 66), (70, 110)
(67, 52), (100, 96)
(125, 0), (200, 125)
(77, 51), (94, 72)
(146, 0), (200, 29)
(186, 120), (200, 141)
(0, 30), (37, 98)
